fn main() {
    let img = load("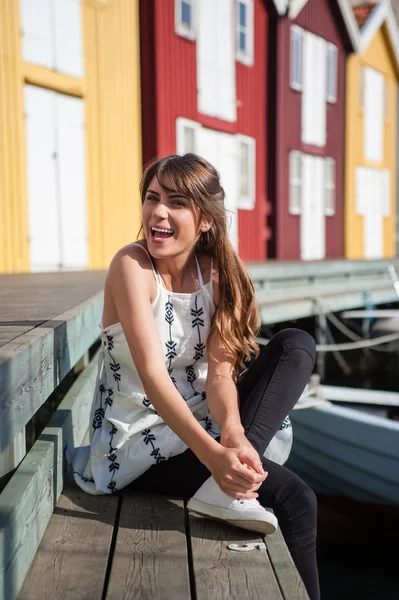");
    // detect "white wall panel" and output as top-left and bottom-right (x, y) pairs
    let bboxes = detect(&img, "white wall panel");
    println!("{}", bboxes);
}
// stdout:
(53, 0), (84, 78)
(56, 95), (88, 269)
(300, 155), (325, 260)
(21, 0), (53, 68)
(364, 68), (384, 162)
(216, 0), (236, 121)
(197, 0), (236, 121)
(302, 32), (327, 147)
(24, 85), (60, 271)
(20, 0), (83, 77)
(197, 128), (238, 248)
